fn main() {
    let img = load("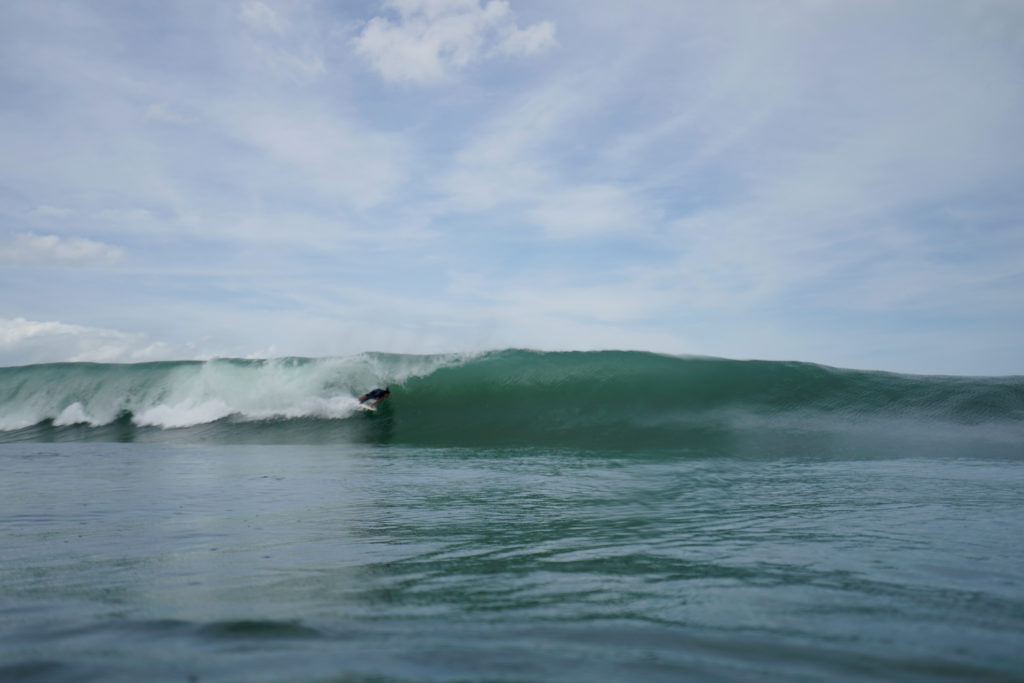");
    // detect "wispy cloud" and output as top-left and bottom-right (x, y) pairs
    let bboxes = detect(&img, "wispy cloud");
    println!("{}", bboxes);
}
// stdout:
(529, 185), (654, 239)
(145, 103), (189, 125)
(239, 0), (286, 34)
(236, 0), (326, 82)
(354, 0), (555, 84)
(0, 233), (124, 266)
(34, 205), (73, 218)
(216, 101), (410, 211)
(431, 73), (607, 212)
